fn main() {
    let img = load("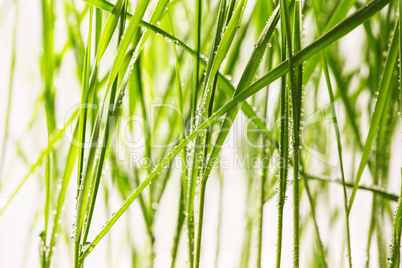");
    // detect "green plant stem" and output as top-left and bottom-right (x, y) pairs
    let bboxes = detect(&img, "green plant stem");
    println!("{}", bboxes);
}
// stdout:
(74, 6), (93, 268)
(275, 10), (289, 268)
(388, 1), (402, 265)
(257, 40), (273, 268)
